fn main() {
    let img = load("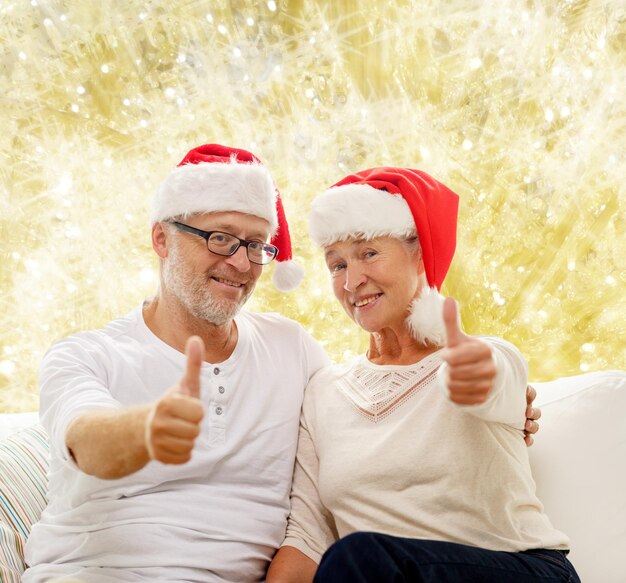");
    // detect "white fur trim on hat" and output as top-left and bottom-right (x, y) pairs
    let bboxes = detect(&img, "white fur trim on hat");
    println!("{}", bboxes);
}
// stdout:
(272, 259), (304, 291)
(151, 159), (278, 231)
(405, 286), (447, 346)
(308, 184), (416, 247)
